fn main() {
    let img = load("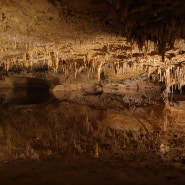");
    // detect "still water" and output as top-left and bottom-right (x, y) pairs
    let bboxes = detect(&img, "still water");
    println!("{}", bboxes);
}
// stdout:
(0, 87), (185, 166)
